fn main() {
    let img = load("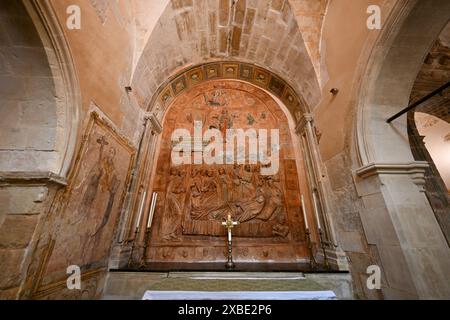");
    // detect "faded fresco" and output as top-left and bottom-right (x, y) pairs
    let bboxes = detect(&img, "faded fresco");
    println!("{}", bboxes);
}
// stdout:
(31, 113), (135, 295)
(148, 81), (308, 263)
